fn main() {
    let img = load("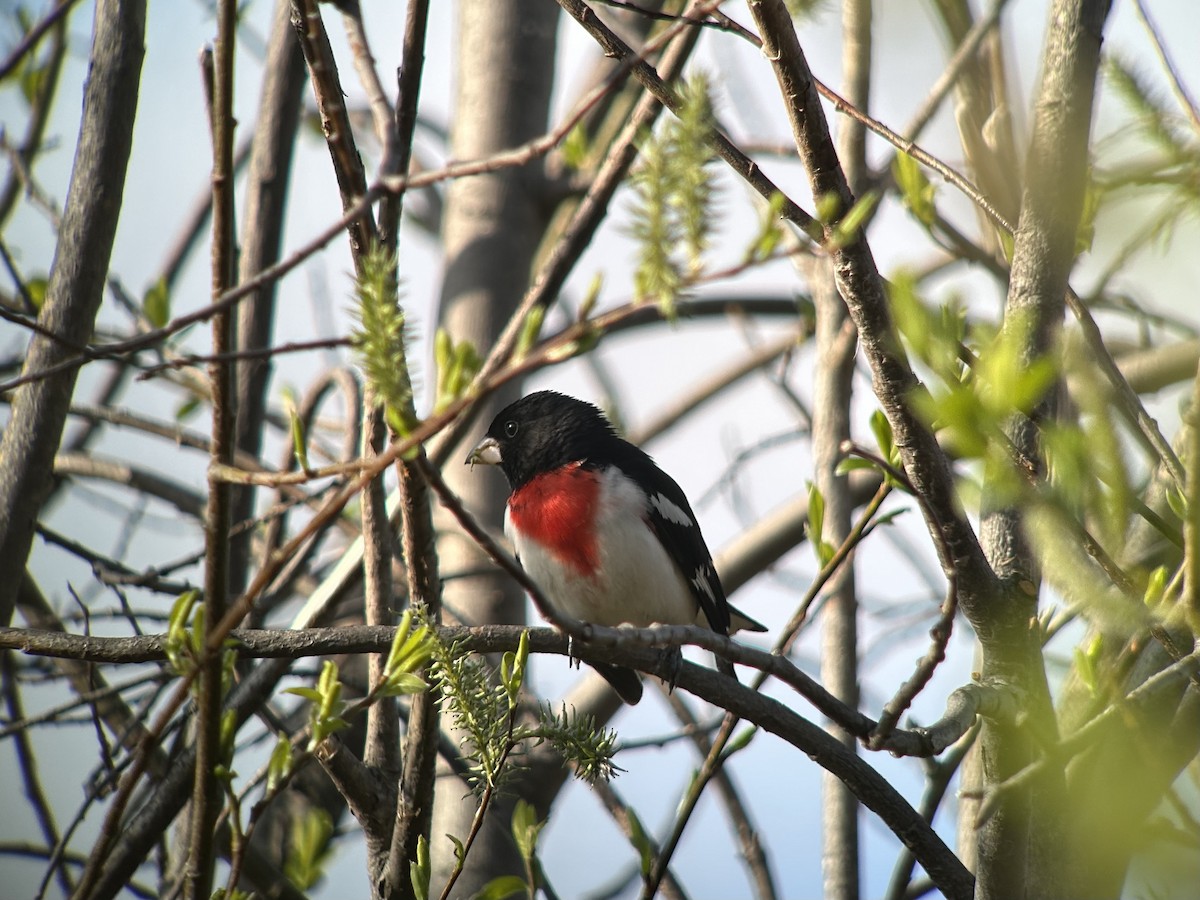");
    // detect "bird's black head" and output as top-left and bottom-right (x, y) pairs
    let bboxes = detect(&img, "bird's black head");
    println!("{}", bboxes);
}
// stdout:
(467, 391), (619, 490)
